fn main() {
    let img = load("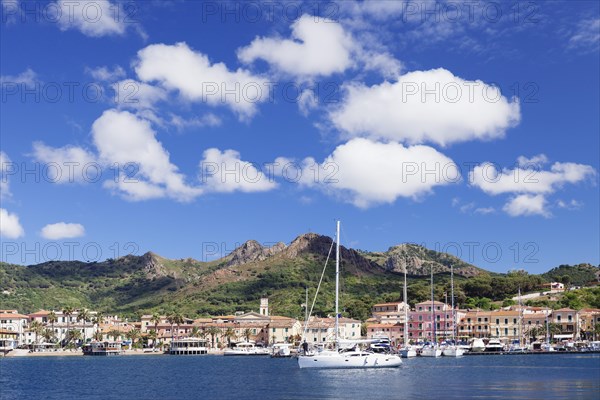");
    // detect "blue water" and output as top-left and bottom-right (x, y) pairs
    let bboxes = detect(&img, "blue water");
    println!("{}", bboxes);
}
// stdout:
(1, 354), (599, 400)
